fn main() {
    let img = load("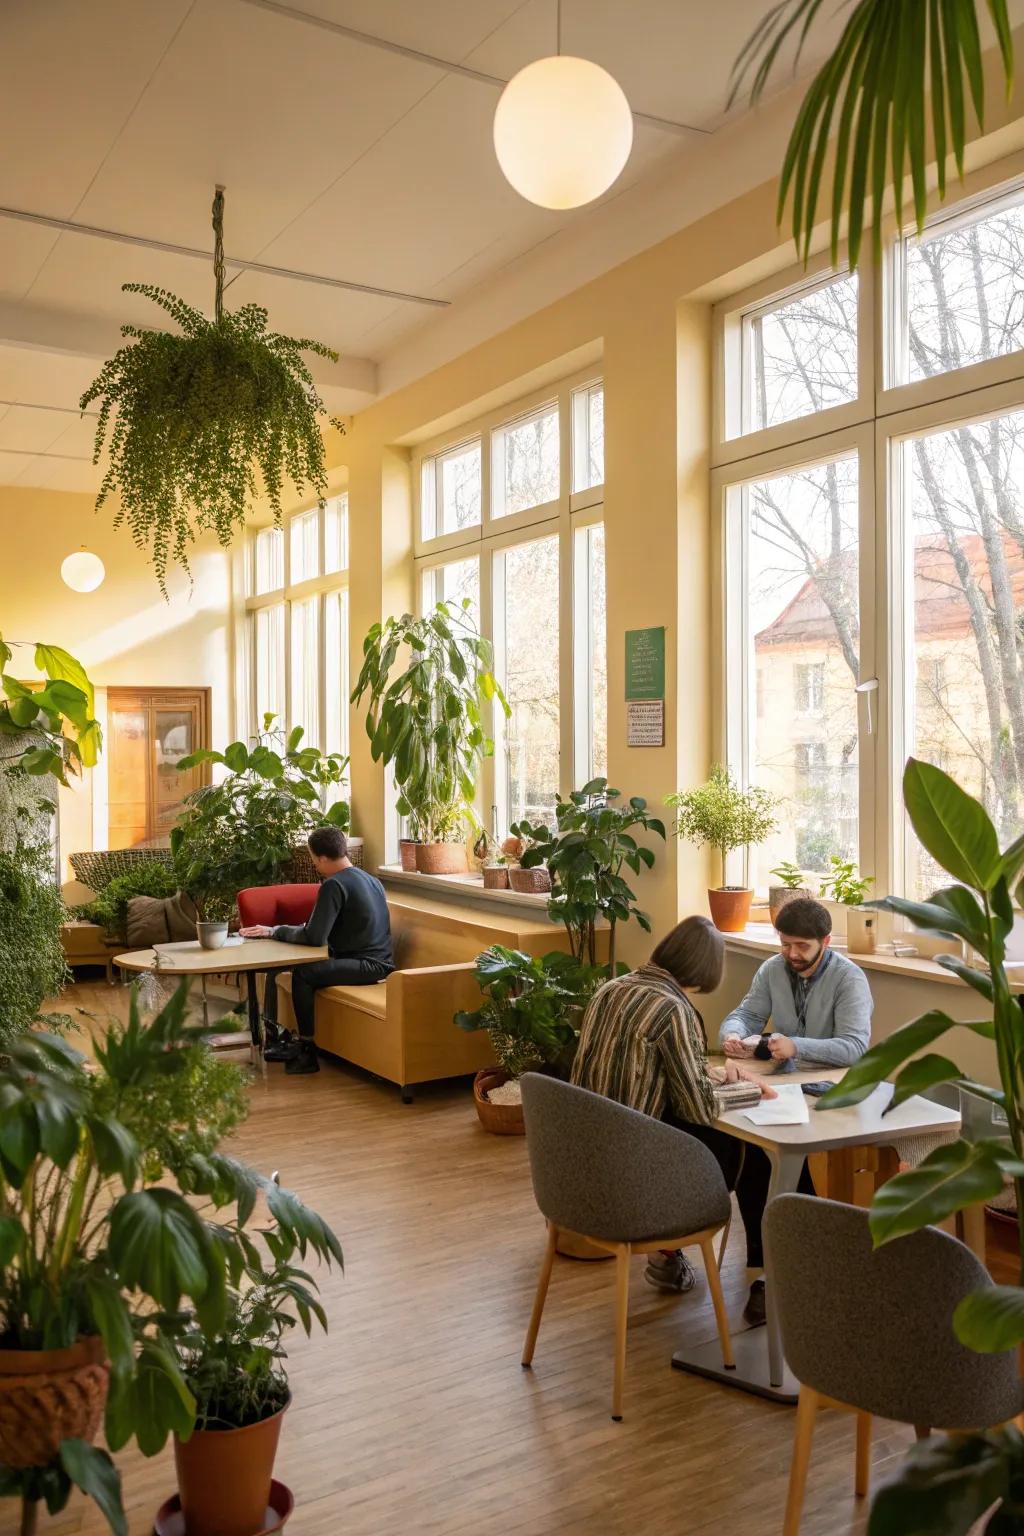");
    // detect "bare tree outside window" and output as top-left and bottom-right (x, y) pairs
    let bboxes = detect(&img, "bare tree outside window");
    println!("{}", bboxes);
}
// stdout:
(746, 273), (858, 432)
(496, 535), (560, 827)
(499, 409), (559, 516)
